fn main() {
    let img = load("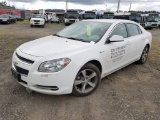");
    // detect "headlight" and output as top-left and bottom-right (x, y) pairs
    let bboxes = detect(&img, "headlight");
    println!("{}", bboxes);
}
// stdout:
(30, 20), (34, 22)
(145, 22), (151, 26)
(40, 20), (44, 22)
(65, 19), (69, 22)
(76, 19), (79, 22)
(38, 58), (71, 72)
